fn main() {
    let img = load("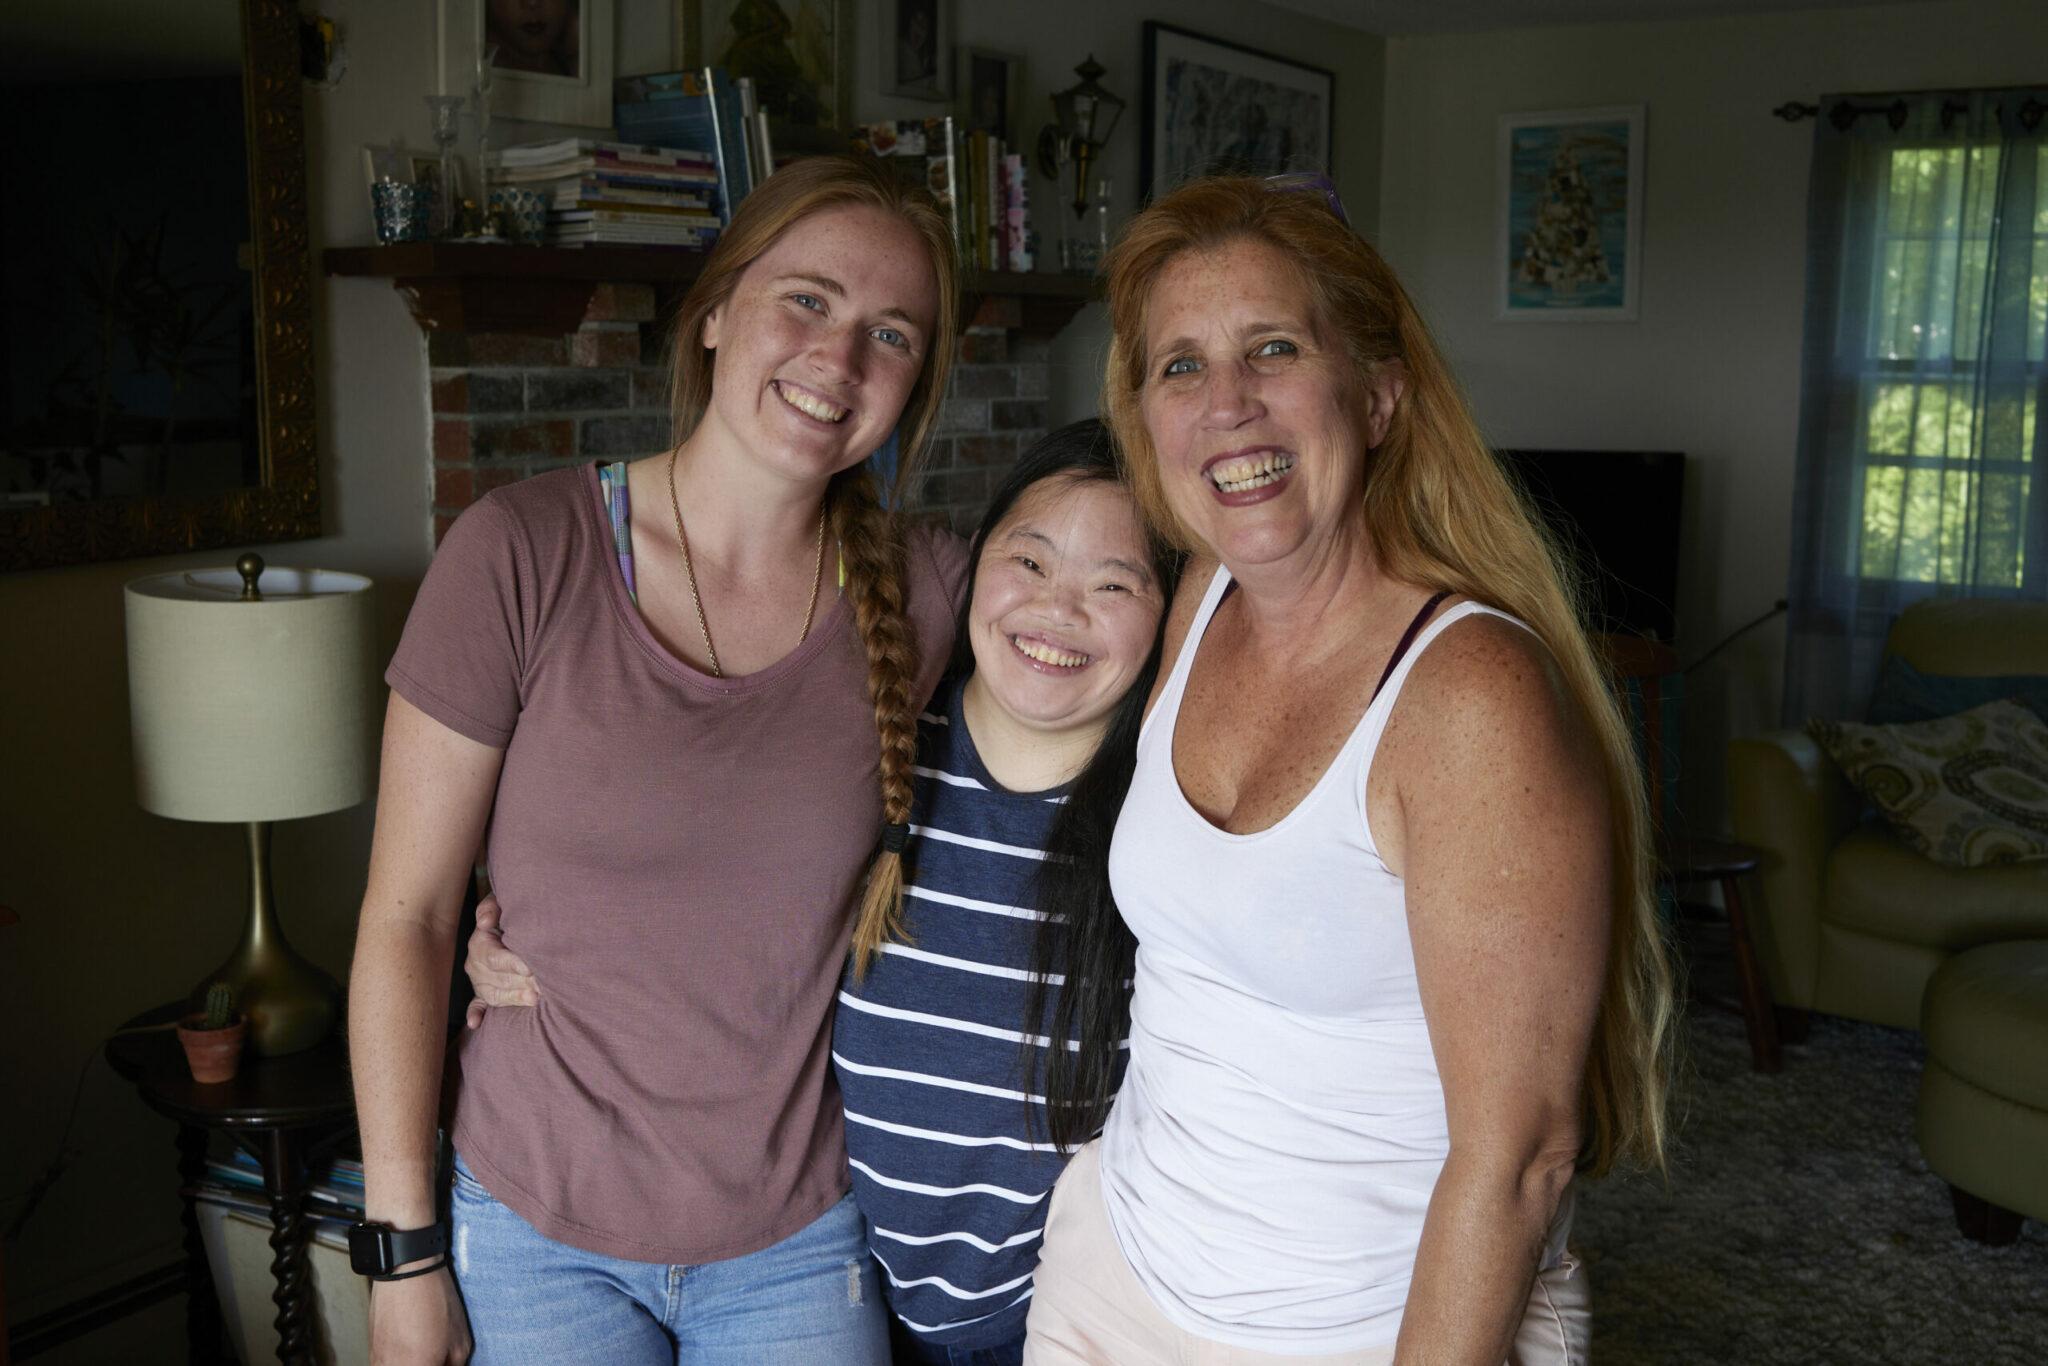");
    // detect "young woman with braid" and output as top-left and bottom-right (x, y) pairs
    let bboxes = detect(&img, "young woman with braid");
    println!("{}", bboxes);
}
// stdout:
(466, 421), (1177, 1365)
(347, 155), (965, 1365)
